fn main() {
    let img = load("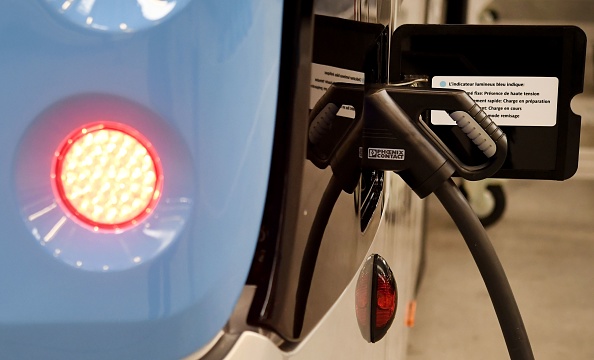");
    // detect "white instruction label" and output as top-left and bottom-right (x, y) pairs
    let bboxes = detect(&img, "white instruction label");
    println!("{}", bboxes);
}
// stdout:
(310, 63), (365, 118)
(431, 76), (559, 126)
